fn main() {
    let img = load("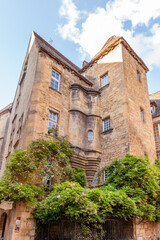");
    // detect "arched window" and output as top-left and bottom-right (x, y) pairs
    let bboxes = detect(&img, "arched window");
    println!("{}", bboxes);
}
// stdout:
(88, 130), (93, 141)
